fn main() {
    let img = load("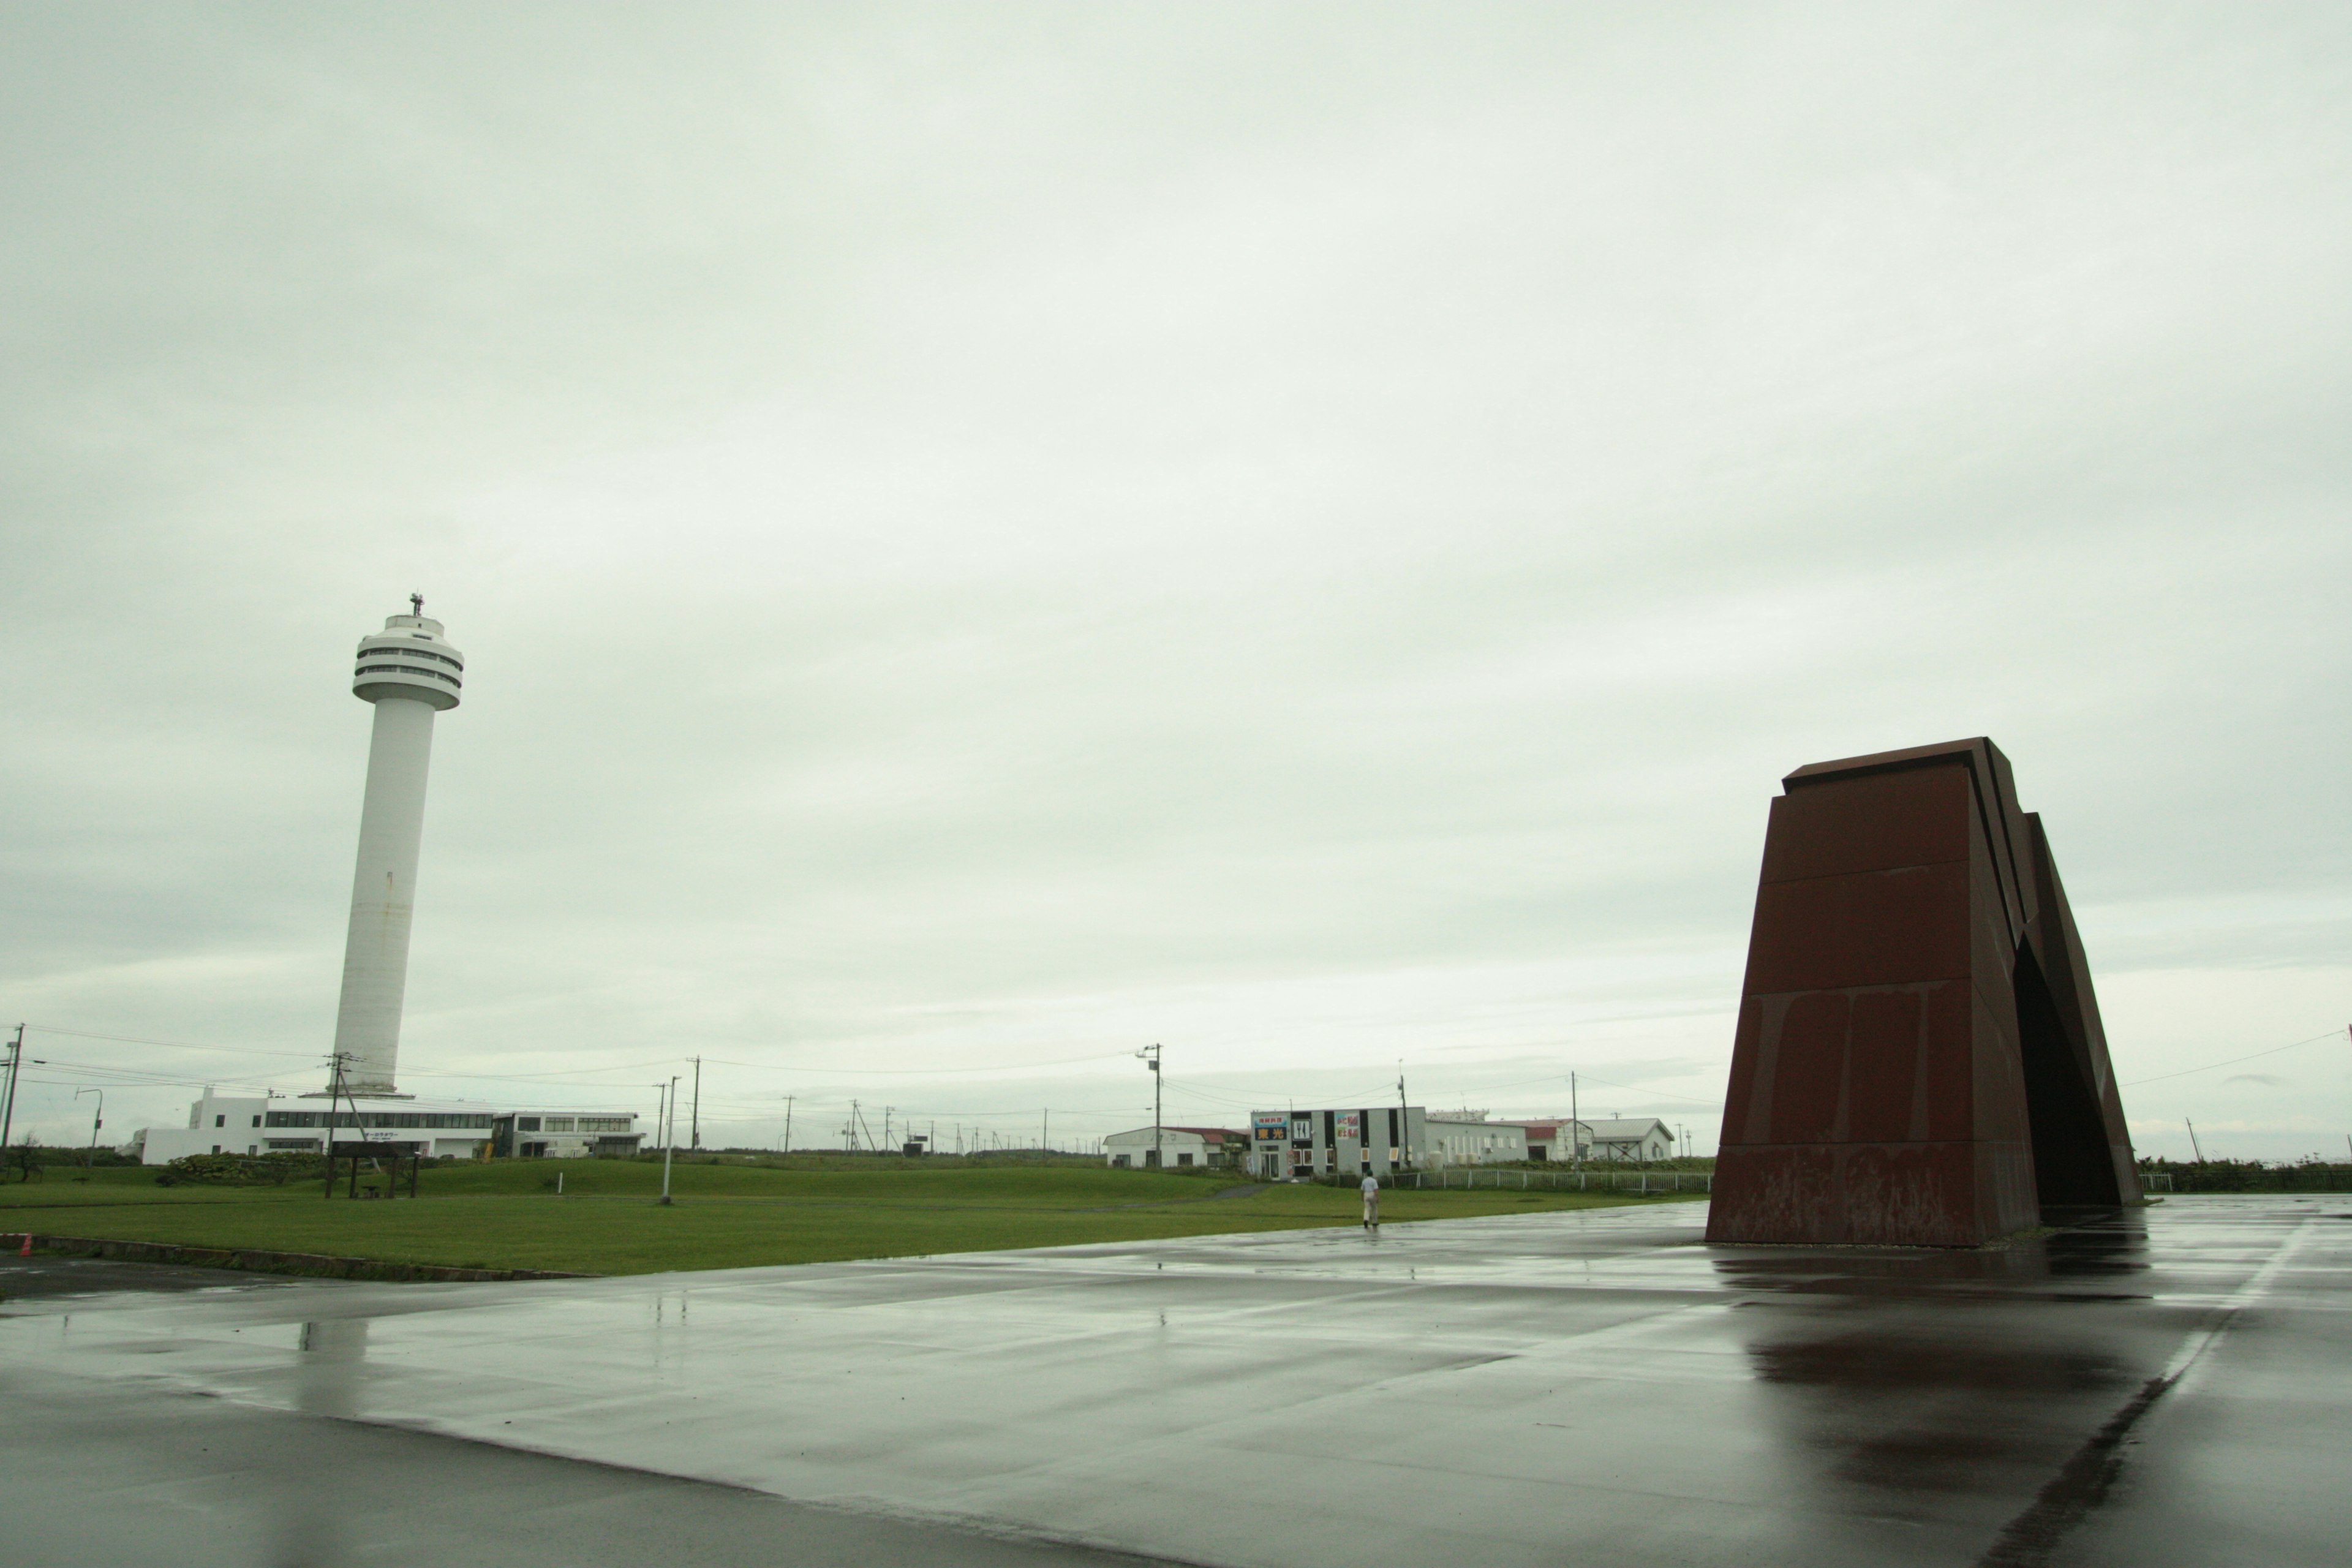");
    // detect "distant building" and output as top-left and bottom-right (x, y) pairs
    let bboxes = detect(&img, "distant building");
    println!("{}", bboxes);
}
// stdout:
(1423, 1113), (1528, 1167)
(1510, 1118), (1582, 1161)
(135, 1089), (643, 1164)
(1491, 1116), (1677, 1163)
(1581, 1118), (1676, 1162)
(1104, 1126), (1246, 1169)
(1246, 1107), (1429, 1180)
